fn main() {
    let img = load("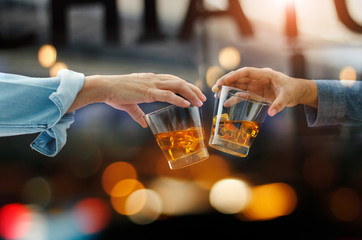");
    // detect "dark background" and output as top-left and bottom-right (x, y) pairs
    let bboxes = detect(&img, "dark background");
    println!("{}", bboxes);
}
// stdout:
(0, 0), (361, 239)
